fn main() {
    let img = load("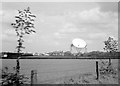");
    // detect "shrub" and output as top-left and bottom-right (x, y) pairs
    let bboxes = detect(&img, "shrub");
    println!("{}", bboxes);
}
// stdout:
(1, 67), (29, 86)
